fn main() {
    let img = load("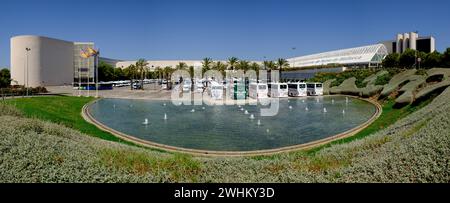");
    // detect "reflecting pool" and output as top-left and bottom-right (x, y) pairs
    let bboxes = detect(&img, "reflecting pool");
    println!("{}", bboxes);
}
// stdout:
(88, 96), (377, 151)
